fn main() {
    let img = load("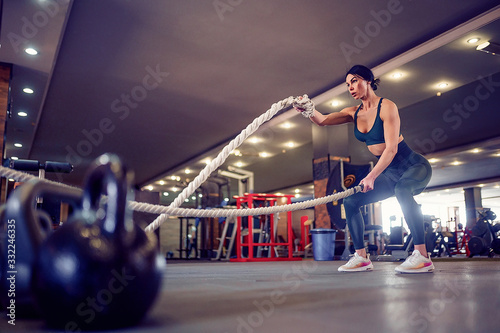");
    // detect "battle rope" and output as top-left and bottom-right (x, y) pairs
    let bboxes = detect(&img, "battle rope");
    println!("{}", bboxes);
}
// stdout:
(0, 162), (361, 212)
(131, 185), (361, 218)
(143, 95), (314, 232)
(0, 95), (363, 231)
(0, 164), (361, 217)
